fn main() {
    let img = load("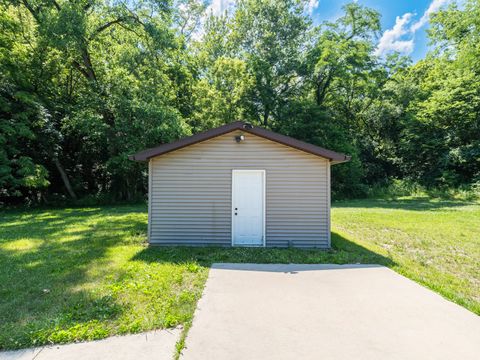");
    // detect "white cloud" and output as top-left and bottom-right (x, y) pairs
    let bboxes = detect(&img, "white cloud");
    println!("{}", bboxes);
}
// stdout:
(375, 0), (451, 57)
(411, 0), (450, 32)
(206, 0), (236, 16)
(307, 0), (319, 14)
(375, 13), (414, 56)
